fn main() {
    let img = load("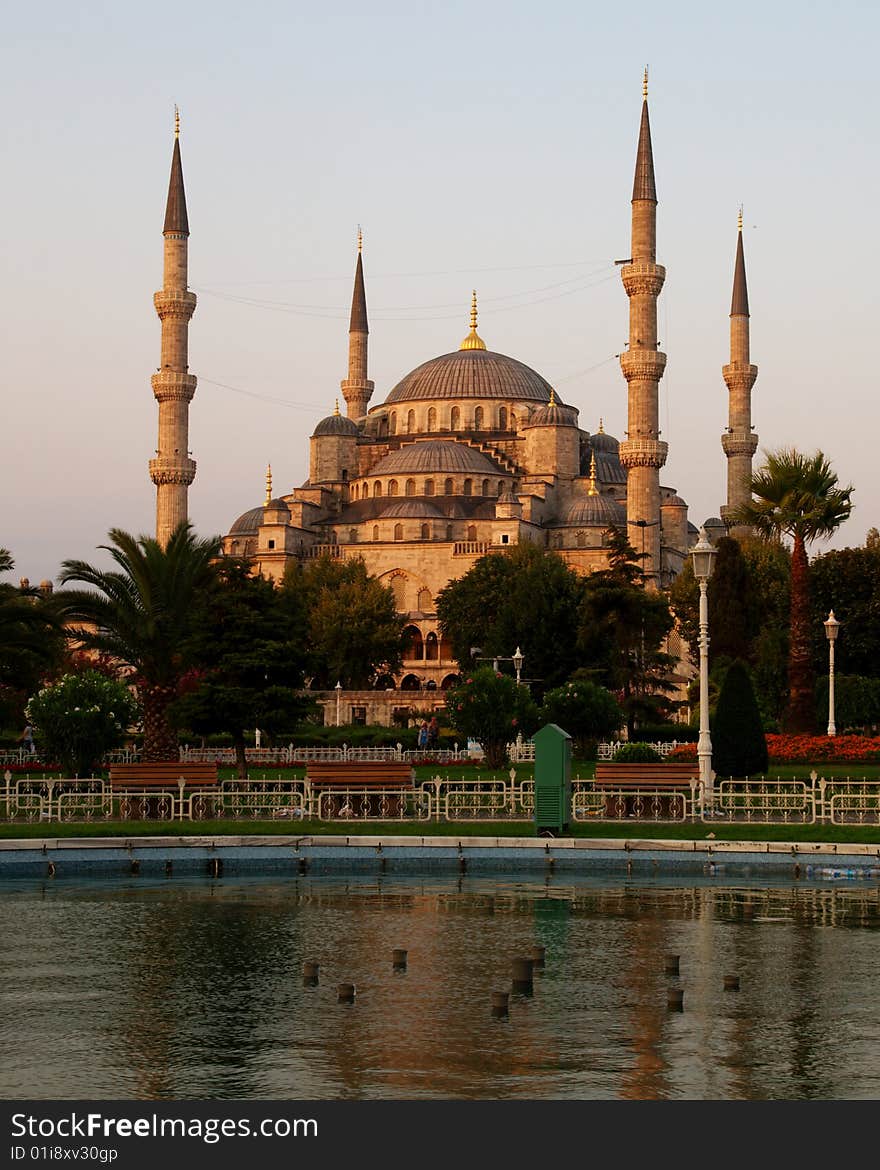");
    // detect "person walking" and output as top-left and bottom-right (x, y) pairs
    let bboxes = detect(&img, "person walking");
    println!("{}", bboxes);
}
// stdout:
(418, 721), (429, 751)
(427, 717), (439, 750)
